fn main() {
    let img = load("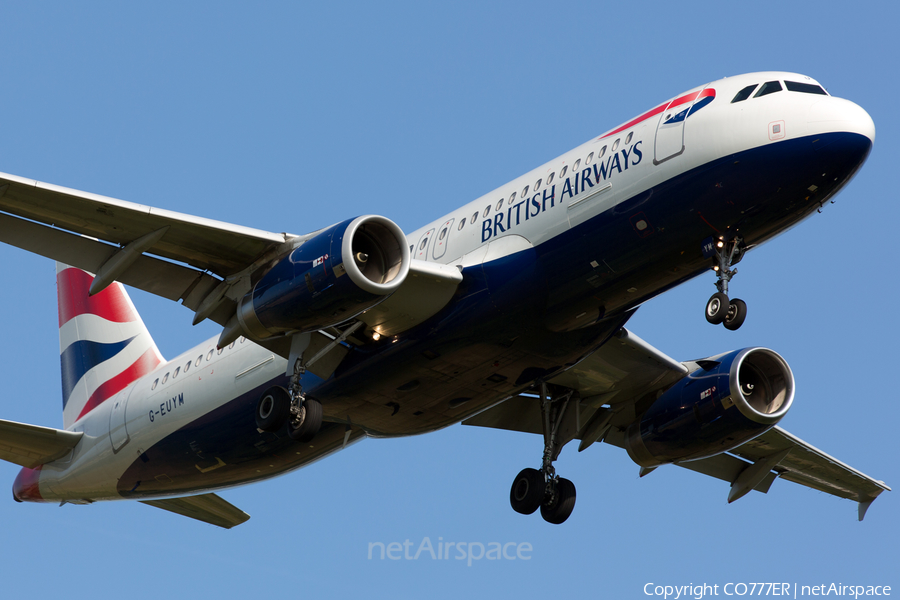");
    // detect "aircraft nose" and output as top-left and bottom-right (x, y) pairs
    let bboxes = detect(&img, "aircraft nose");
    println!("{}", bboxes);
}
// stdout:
(807, 97), (875, 144)
(12, 466), (43, 502)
